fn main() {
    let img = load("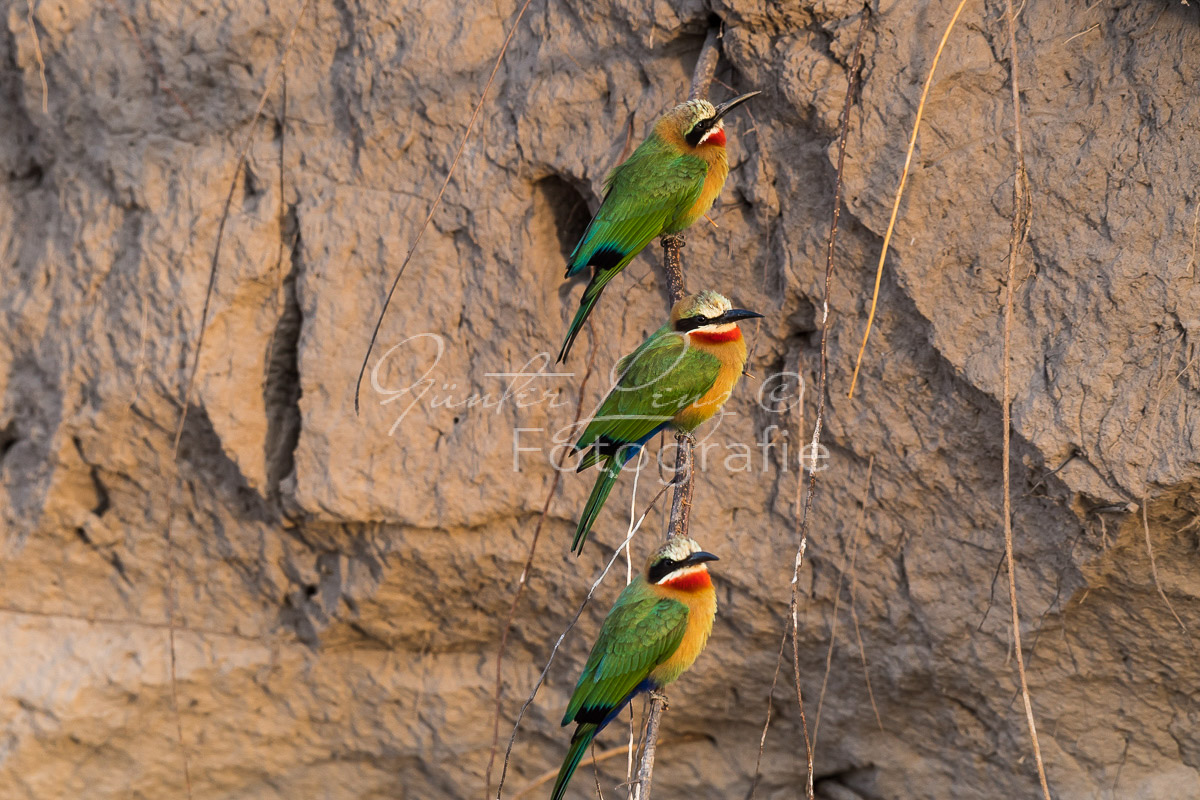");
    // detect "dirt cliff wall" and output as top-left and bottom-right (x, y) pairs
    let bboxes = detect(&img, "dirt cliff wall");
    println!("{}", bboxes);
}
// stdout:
(2, 0), (1199, 798)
